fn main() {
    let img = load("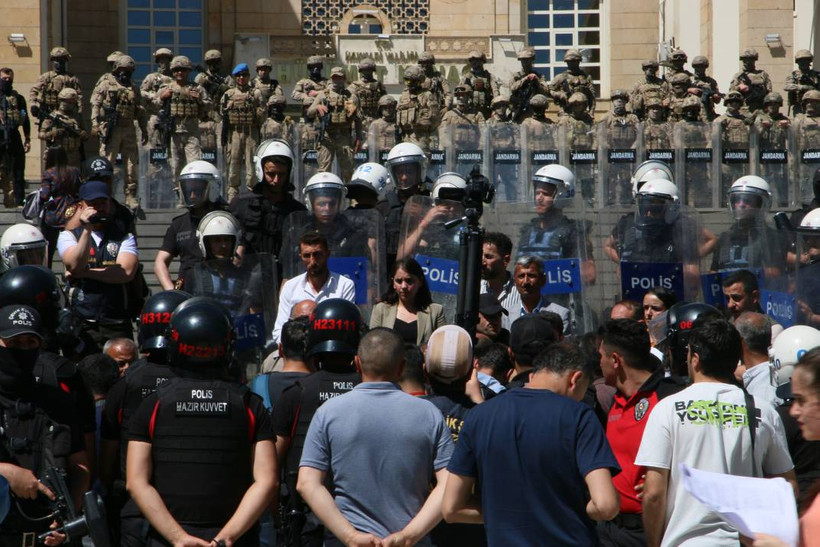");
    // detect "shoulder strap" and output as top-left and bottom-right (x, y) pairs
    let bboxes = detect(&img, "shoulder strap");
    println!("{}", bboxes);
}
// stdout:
(744, 389), (758, 477)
